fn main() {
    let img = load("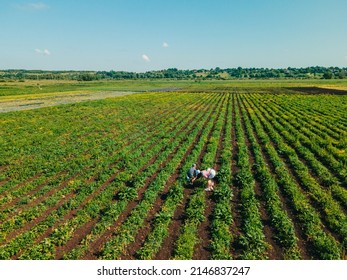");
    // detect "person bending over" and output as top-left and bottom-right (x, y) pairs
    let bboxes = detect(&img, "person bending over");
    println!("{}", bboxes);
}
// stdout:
(197, 168), (216, 191)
